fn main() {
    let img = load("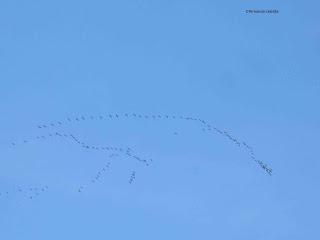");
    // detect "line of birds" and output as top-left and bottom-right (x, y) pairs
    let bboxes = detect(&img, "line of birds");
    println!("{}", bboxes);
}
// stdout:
(34, 112), (272, 175)
(10, 131), (153, 167)
(78, 161), (112, 193)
